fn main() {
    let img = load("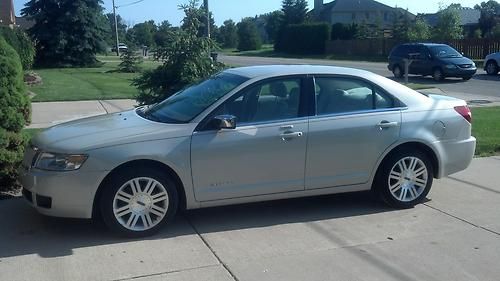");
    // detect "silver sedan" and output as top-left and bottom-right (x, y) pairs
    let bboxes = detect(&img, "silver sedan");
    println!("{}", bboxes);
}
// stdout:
(20, 65), (476, 237)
